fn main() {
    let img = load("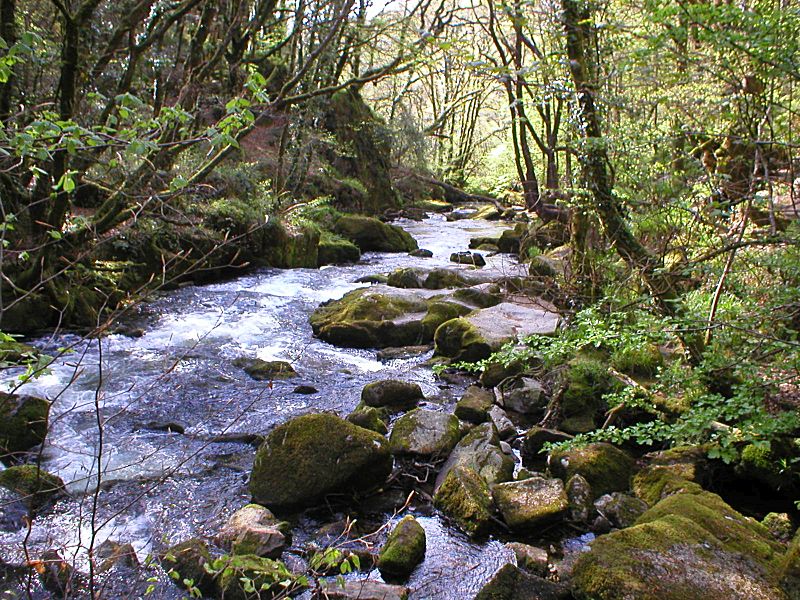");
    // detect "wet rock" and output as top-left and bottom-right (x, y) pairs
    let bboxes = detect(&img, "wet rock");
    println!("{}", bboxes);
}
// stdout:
(318, 233), (361, 266)
(0, 392), (50, 459)
(450, 251), (486, 267)
(314, 580), (409, 600)
(454, 386), (493, 423)
(433, 465), (494, 538)
(474, 563), (571, 600)
(435, 422), (514, 491)
(376, 345), (432, 361)
(35, 550), (82, 596)
(362, 380), (424, 412)
(495, 376), (546, 415)
(233, 357), (297, 380)
(292, 384), (318, 394)
(214, 553), (301, 600)
(470, 235), (501, 249)
(409, 248), (433, 258)
(492, 477), (568, 530)
(487, 406), (516, 440)
(0, 487), (29, 530)
(549, 443), (635, 500)
(632, 447), (709, 506)
(497, 227), (523, 254)
(572, 491), (788, 600)
(566, 474), (594, 523)
(347, 404), (388, 435)
(521, 427), (572, 471)
(434, 302), (560, 363)
(594, 493), (648, 529)
(378, 516), (426, 580)
(451, 285), (501, 309)
(96, 540), (139, 573)
(0, 465), (65, 511)
(139, 420), (186, 434)
(249, 413), (393, 509)
(356, 274), (389, 284)
(333, 215), (417, 253)
(389, 409), (461, 459)
(505, 542), (549, 576)
(161, 539), (215, 597)
(387, 268), (424, 288)
(216, 504), (289, 558)
(422, 268), (471, 289)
